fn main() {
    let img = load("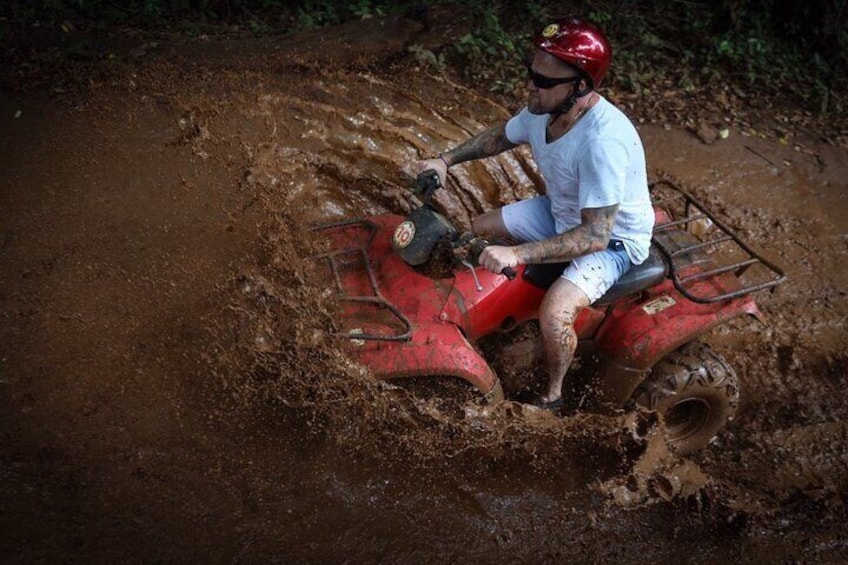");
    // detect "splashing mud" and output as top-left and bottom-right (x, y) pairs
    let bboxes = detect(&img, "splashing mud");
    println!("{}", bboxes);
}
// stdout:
(1, 21), (846, 562)
(223, 67), (632, 477)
